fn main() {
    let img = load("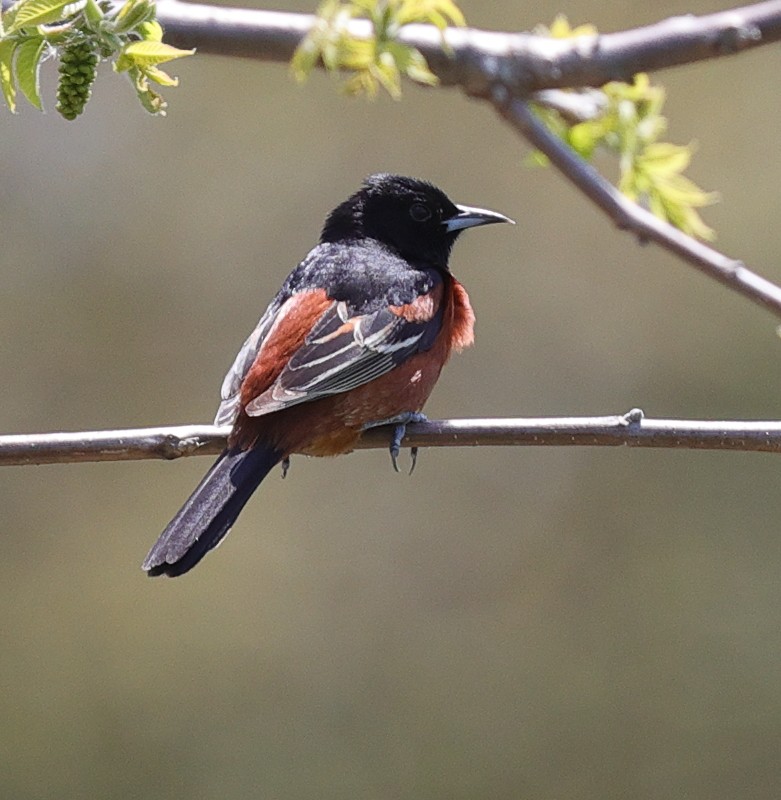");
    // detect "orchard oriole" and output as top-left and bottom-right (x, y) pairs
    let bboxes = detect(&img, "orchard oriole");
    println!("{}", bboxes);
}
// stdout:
(143, 174), (512, 577)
